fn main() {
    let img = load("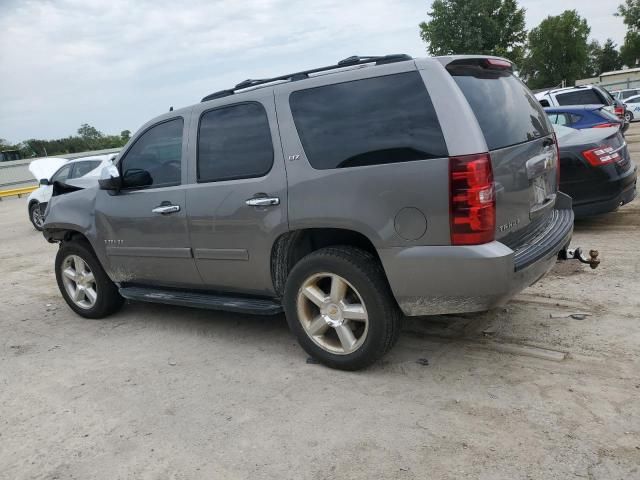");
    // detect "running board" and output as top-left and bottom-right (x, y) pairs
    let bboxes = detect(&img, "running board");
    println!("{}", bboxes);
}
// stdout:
(119, 286), (283, 316)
